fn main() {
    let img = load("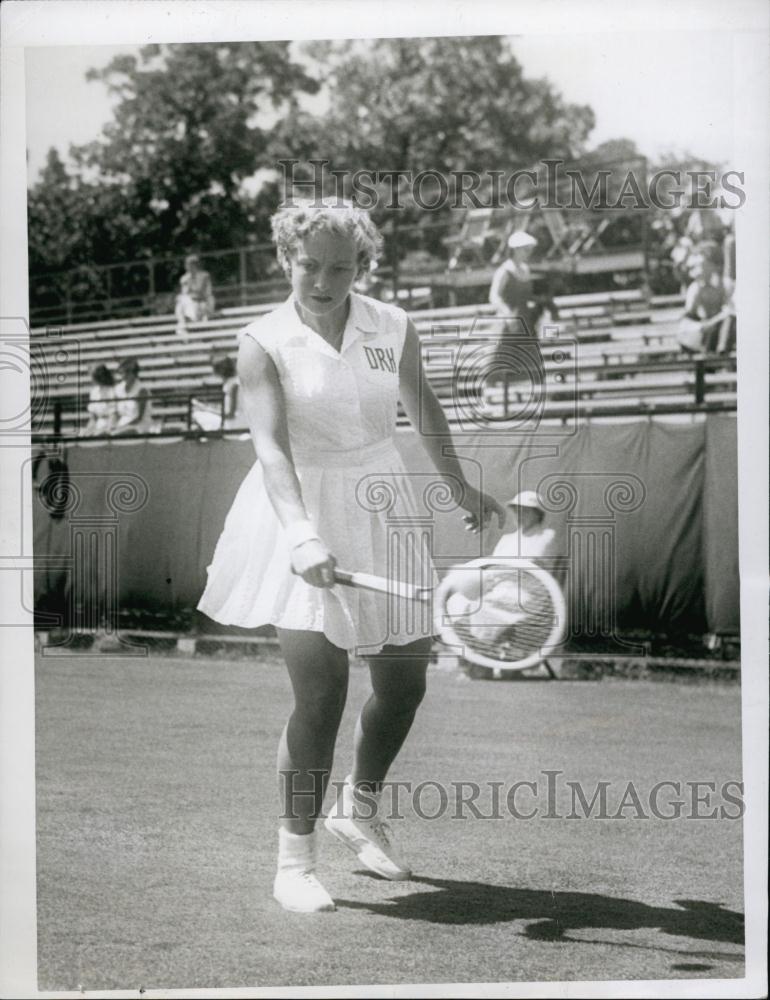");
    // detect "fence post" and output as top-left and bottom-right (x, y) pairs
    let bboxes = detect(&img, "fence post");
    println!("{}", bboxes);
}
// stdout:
(390, 221), (400, 301)
(53, 400), (62, 436)
(239, 249), (247, 306)
(694, 359), (705, 405)
(65, 274), (73, 326)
